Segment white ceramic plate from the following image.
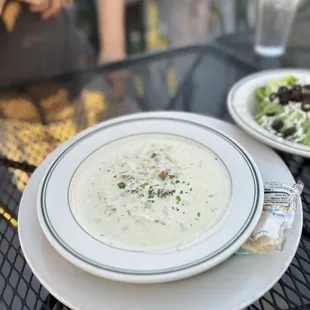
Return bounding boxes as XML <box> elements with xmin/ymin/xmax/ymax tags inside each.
<box><xmin>36</xmin><ymin>116</ymin><xmax>263</xmax><ymax>283</ymax></box>
<box><xmin>228</xmin><ymin>69</ymin><xmax>310</xmax><ymax>158</ymax></box>
<box><xmin>18</xmin><ymin>112</ymin><xmax>302</xmax><ymax>310</ymax></box>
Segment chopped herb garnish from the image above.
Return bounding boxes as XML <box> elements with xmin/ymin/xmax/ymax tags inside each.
<box><xmin>160</xmin><ymin>191</ymin><xmax>168</xmax><ymax>198</ymax></box>
<box><xmin>160</xmin><ymin>190</ymin><xmax>175</xmax><ymax>198</ymax></box>
<box><xmin>176</xmin><ymin>180</ymin><xmax>180</xmax><ymax>184</ymax></box>
<box><xmin>176</xmin><ymin>195</ymin><xmax>181</xmax><ymax>203</ymax></box>
<box><xmin>180</xmin><ymin>190</ymin><xmax>183</xmax><ymax>194</ymax></box>
<box><xmin>140</xmin><ymin>182</ymin><xmax>149</xmax><ymax>188</ymax></box>
<box><xmin>148</xmin><ymin>189</ymin><xmax>155</xmax><ymax>198</ymax></box>
<box><xmin>155</xmin><ymin>219</ymin><xmax>166</xmax><ymax>226</ymax></box>
<box><xmin>197</xmin><ymin>212</ymin><xmax>201</xmax><ymax>217</ymax></box>
<box><xmin>118</xmin><ymin>182</ymin><xmax>126</xmax><ymax>189</ymax></box>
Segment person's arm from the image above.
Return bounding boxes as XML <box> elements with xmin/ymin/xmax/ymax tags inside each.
<box><xmin>0</xmin><ymin>0</ymin><xmax>6</xmax><ymax>14</ymax></box>
<box><xmin>96</xmin><ymin>0</ymin><xmax>126</xmax><ymax>64</ymax></box>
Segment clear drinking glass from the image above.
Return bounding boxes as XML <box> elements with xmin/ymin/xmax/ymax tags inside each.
<box><xmin>254</xmin><ymin>0</ymin><xmax>300</xmax><ymax>57</ymax></box>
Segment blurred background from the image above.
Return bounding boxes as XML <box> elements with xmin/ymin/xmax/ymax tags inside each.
<box><xmin>75</xmin><ymin>0</ymin><xmax>256</xmax><ymax>54</ymax></box>
<box><xmin>73</xmin><ymin>0</ymin><xmax>310</xmax><ymax>56</ymax></box>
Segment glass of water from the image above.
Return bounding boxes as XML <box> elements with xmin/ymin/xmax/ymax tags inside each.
<box><xmin>254</xmin><ymin>0</ymin><xmax>300</xmax><ymax>57</ymax></box>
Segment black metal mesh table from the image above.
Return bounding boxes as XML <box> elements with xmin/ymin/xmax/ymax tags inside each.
<box><xmin>1</xmin><ymin>41</ymin><xmax>310</xmax><ymax>310</ymax></box>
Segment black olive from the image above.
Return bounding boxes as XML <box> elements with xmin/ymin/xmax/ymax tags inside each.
<box><xmin>271</xmin><ymin>119</ymin><xmax>284</xmax><ymax>132</ymax></box>
<box><xmin>278</xmin><ymin>92</ymin><xmax>290</xmax><ymax>105</ymax></box>
<box><xmin>303</xmin><ymin>92</ymin><xmax>310</xmax><ymax>101</ymax></box>
<box><xmin>302</xmin><ymin>101</ymin><xmax>310</xmax><ymax>112</ymax></box>
<box><xmin>291</xmin><ymin>93</ymin><xmax>302</xmax><ymax>102</ymax></box>
<box><xmin>302</xmin><ymin>85</ymin><xmax>310</xmax><ymax>100</ymax></box>
<box><xmin>292</xmin><ymin>85</ymin><xmax>302</xmax><ymax>92</ymax></box>
<box><xmin>282</xmin><ymin>127</ymin><xmax>297</xmax><ymax>138</ymax></box>
<box><xmin>290</xmin><ymin>85</ymin><xmax>302</xmax><ymax>102</ymax></box>
<box><xmin>302</xmin><ymin>85</ymin><xmax>310</xmax><ymax>93</ymax></box>
<box><xmin>278</xmin><ymin>86</ymin><xmax>289</xmax><ymax>94</ymax></box>
<box><xmin>269</xmin><ymin>93</ymin><xmax>278</xmax><ymax>102</ymax></box>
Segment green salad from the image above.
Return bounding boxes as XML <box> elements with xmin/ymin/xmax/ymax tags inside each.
<box><xmin>255</xmin><ymin>75</ymin><xmax>310</xmax><ymax>146</ymax></box>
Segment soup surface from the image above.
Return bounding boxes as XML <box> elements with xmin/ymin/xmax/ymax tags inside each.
<box><xmin>69</xmin><ymin>134</ymin><xmax>232</xmax><ymax>251</ymax></box>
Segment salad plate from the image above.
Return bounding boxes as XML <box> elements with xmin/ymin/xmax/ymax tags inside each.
<box><xmin>228</xmin><ymin>69</ymin><xmax>310</xmax><ymax>157</ymax></box>
<box><xmin>18</xmin><ymin>112</ymin><xmax>302</xmax><ymax>310</ymax></box>
<box><xmin>36</xmin><ymin>114</ymin><xmax>263</xmax><ymax>283</ymax></box>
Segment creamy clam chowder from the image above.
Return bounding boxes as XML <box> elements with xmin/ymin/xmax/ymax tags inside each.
<box><xmin>69</xmin><ymin>134</ymin><xmax>232</xmax><ymax>251</ymax></box>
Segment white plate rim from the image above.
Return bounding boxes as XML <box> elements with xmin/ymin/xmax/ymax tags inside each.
<box><xmin>227</xmin><ymin>68</ymin><xmax>310</xmax><ymax>158</ymax></box>
<box><xmin>18</xmin><ymin>112</ymin><xmax>303</xmax><ymax>310</ymax></box>
<box><xmin>36</xmin><ymin>115</ymin><xmax>264</xmax><ymax>283</ymax></box>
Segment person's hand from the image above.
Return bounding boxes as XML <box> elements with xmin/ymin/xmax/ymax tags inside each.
<box><xmin>98</xmin><ymin>49</ymin><xmax>125</xmax><ymax>65</ymax></box>
<box><xmin>105</xmin><ymin>70</ymin><xmax>128</xmax><ymax>98</ymax></box>
<box><xmin>98</xmin><ymin>51</ymin><xmax>128</xmax><ymax>98</ymax></box>
<box><xmin>20</xmin><ymin>0</ymin><xmax>72</xmax><ymax>20</ymax></box>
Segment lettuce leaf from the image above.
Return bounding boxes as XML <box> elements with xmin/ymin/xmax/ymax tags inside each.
<box><xmin>300</xmin><ymin>117</ymin><xmax>310</xmax><ymax>146</ymax></box>
<box><xmin>281</xmin><ymin>75</ymin><xmax>298</xmax><ymax>87</ymax></box>
<box><xmin>256</xmin><ymin>86</ymin><xmax>267</xmax><ymax>100</ymax></box>
<box><xmin>302</xmin><ymin>117</ymin><xmax>310</xmax><ymax>132</ymax></box>
<box><xmin>255</xmin><ymin>101</ymin><xmax>284</xmax><ymax>121</ymax></box>
<box><xmin>300</xmin><ymin>132</ymin><xmax>310</xmax><ymax>146</ymax></box>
